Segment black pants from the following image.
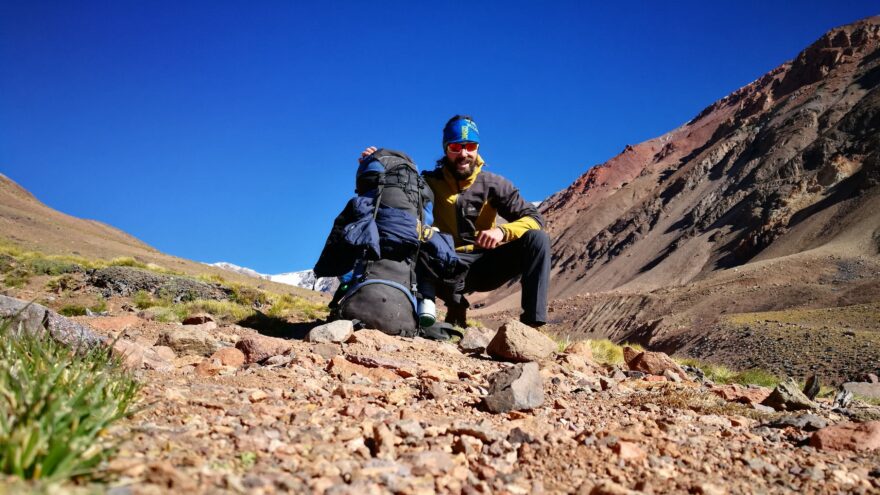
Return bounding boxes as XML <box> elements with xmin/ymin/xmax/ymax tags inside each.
<box><xmin>433</xmin><ymin>229</ymin><xmax>550</xmax><ymax>326</ymax></box>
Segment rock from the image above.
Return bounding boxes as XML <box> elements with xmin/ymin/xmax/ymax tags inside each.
<box><xmin>306</xmin><ymin>320</ymin><xmax>354</xmax><ymax>344</ymax></box>
<box><xmin>346</xmin><ymin>354</ymin><xmax>417</xmax><ymax>377</ymax></box>
<box><xmin>156</xmin><ymin>325</ymin><xmax>220</xmax><ymax>357</ymax></box>
<box><xmin>810</xmin><ymin>421</ymin><xmax>880</xmax><ymax>452</ymax></box>
<box><xmin>768</xmin><ymin>414</ymin><xmax>829</xmax><ymax>431</ymax></box>
<box><xmin>710</xmin><ymin>384</ymin><xmax>772</xmax><ymax>405</ymax></box>
<box><xmin>235</xmin><ymin>335</ymin><xmax>294</xmax><ymax>364</ymax></box>
<box><xmin>566</xmin><ymin>340</ymin><xmax>594</xmax><ymax>362</ymax></box>
<box><xmin>459</xmin><ymin>326</ymin><xmax>495</xmax><ymax>353</ymax></box>
<box><xmin>152</xmin><ymin>345</ymin><xmax>177</xmax><ymax>361</ymax></box>
<box><xmin>623</xmin><ymin>346</ymin><xmax>688</xmax><ymax>380</ymax></box>
<box><xmin>311</xmin><ymin>343</ymin><xmax>342</xmax><ymax>360</ymax></box>
<box><xmin>86</xmin><ymin>315</ymin><xmax>142</xmax><ymax>332</ymax></box>
<box><xmin>327</xmin><ymin>356</ymin><xmax>401</xmax><ymax>382</ymax></box>
<box><xmin>182</xmin><ymin>313</ymin><xmax>214</xmax><ymax>325</ymax></box>
<box><xmin>373</xmin><ymin>423</ymin><xmax>397</xmax><ymax>460</ymax></box>
<box><xmin>842</xmin><ymin>381</ymin><xmax>880</xmax><ymax>399</ymax></box>
<box><xmin>585</xmin><ymin>480</ymin><xmax>641</xmax><ymax>495</ymax></box>
<box><xmin>195</xmin><ymin>358</ymin><xmax>223</xmax><ymax>377</ymax></box>
<box><xmin>486</xmin><ymin>320</ymin><xmax>556</xmax><ymax>362</ymax></box>
<box><xmin>402</xmin><ymin>450</ymin><xmax>455</xmax><ymax>476</ymax></box>
<box><xmin>761</xmin><ymin>379</ymin><xmax>817</xmax><ymax>411</ymax></box>
<box><xmin>484</xmin><ymin>362</ymin><xmax>544</xmax><ymax>413</ymax></box>
<box><xmin>210</xmin><ymin>347</ymin><xmax>245</xmax><ymax>367</ymax></box>
<box><xmin>0</xmin><ymin>295</ymin><xmax>104</xmax><ymax>347</ymax></box>
<box><xmin>612</xmin><ymin>441</ymin><xmax>646</xmax><ymax>462</ymax></box>
<box><xmin>802</xmin><ymin>374</ymin><xmax>821</xmax><ymax>400</ymax></box>
<box><xmin>113</xmin><ymin>339</ymin><xmax>173</xmax><ymax>372</ymax></box>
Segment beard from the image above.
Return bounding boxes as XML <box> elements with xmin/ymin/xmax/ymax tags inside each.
<box><xmin>447</xmin><ymin>155</ymin><xmax>477</xmax><ymax>180</ymax></box>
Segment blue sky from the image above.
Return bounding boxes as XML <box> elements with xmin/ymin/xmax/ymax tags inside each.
<box><xmin>1</xmin><ymin>1</ymin><xmax>877</xmax><ymax>274</ymax></box>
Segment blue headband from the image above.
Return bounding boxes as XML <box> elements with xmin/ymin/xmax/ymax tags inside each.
<box><xmin>443</xmin><ymin>118</ymin><xmax>480</xmax><ymax>147</ymax></box>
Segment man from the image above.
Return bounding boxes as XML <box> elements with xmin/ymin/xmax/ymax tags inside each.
<box><xmin>360</xmin><ymin>115</ymin><xmax>550</xmax><ymax>327</ymax></box>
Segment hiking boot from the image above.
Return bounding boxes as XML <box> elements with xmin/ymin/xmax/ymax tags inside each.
<box><xmin>444</xmin><ymin>303</ymin><xmax>468</xmax><ymax>327</ymax></box>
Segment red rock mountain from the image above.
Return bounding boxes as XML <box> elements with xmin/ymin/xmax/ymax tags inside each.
<box><xmin>476</xmin><ymin>17</ymin><xmax>880</xmax><ymax>381</ymax></box>
<box><xmin>539</xmin><ymin>16</ymin><xmax>880</xmax><ymax>298</ymax></box>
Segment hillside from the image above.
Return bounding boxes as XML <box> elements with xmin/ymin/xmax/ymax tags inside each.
<box><xmin>0</xmin><ymin>173</ymin><xmax>325</xmax><ymax>302</ymax></box>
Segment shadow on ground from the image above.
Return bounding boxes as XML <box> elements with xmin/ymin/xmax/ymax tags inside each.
<box><xmin>237</xmin><ymin>312</ymin><xmax>324</xmax><ymax>340</ymax></box>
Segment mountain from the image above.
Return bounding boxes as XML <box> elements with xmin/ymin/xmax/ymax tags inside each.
<box><xmin>474</xmin><ymin>17</ymin><xmax>880</xmax><ymax>381</ymax></box>
<box><xmin>208</xmin><ymin>262</ymin><xmax>339</xmax><ymax>293</ymax></box>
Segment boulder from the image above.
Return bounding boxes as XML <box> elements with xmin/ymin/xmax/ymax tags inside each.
<box><xmin>156</xmin><ymin>325</ymin><xmax>220</xmax><ymax>357</ymax></box>
<box><xmin>306</xmin><ymin>320</ymin><xmax>354</xmax><ymax>344</ymax></box>
<box><xmin>841</xmin><ymin>381</ymin><xmax>880</xmax><ymax>399</ymax></box>
<box><xmin>761</xmin><ymin>379</ymin><xmax>817</xmax><ymax>411</ymax></box>
<box><xmin>235</xmin><ymin>335</ymin><xmax>294</xmax><ymax>364</ymax></box>
<box><xmin>0</xmin><ymin>295</ymin><xmax>103</xmax><ymax>347</ymax></box>
<box><xmin>710</xmin><ymin>384</ymin><xmax>772</xmax><ymax>405</ymax></box>
<box><xmin>484</xmin><ymin>362</ymin><xmax>544</xmax><ymax>413</ymax></box>
<box><xmin>623</xmin><ymin>346</ymin><xmax>688</xmax><ymax>380</ymax></box>
<box><xmin>182</xmin><ymin>313</ymin><xmax>214</xmax><ymax>325</ymax></box>
<box><xmin>458</xmin><ymin>326</ymin><xmax>495</xmax><ymax>354</ymax></box>
<box><xmin>810</xmin><ymin>421</ymin><xmax>880</xmax><ymax>452</ymax></box>
<box><xmin>210</xmin><ymin>347</ymin><xmax>246</xmax><ymax>367</ymax></box>
<box><xmin>486</xmin><ymin>320</ymin><xmax>556</xmax><ymax>362</ymax></box>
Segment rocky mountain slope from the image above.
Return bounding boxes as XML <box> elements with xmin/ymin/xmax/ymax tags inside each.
<box><xmin>475</xmin><ymin>17</ymin><xmax>880</xmax><ymax>380</ymax></box>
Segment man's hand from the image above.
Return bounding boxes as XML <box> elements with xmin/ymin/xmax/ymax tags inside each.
<box><xmin>475</xmin><ymin>227</ymin><xmax>505</xmax><ymax>250</ymax></box>
<box><xmin>359</xmin><ymin>146</ymin><xmax>378</xmax><ymax>162</ymax></box>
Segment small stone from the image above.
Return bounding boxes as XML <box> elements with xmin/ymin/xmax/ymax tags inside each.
<box><xmin>373</xmin><ymin>423</ymin><xmax>397</xmax><ymax>460</ymax></box>
<box><xmin>155</xmin><ymin>325</ymin><xmax>220</xmax><ymax>357</ymax></box>
<box><xmin>612</xmin><ymin>441</ymin><xmax>646</xmax><ymax>462</ymax></box>
<box><xmin>586</xmin><ymin>480</ymin><xmax>641</xmax><ymax>495</ymax></box>
<box><xmin>195</xmin><ymin>358</ymin><xmax>223</xmax><ymax>377</ymax></box>
<box><xmin>152</xmin><ymin>345</ymin><xmax>177</xmax><ymax>361</ymax></box>
<box><xmin>210</xmin><ymin>347</ymin><xmax>245</xmax><ymax>367</ymax></box>
<box><xmin>249</xmin><ymin>390</ymin><xmax>269</xmax><ymax>403</ymax></box>
<box><xmin>484</xmin><ymin>362</ymin><xmax>544</xmax><ymax>413</ymax></box>
<box><xmin>802</xmin><ymin>374</ymin><xmax>821</xmax><ymax>400</ymax></box>
<box><xmin>312</xmin><ymin>343</ymin><xmax>342</xmax><ymax>360</ymax></box>
<box><xmin>623</xmin><ymin>346</ymin><xmax>688</xmax><ymax>380</ymax></box>
<box><xmin>306</xmin><ymin>320</ymin><xmax>354</xmax><ymax>344</ymax></box>
<box><xmin>459</xmin><ymin>326</ymin><xmax>496</xmax><ymax>353</ymax></box>
<box><xmin>402</xmin><ymin>450</ymin><xmax>455</xmax><ymax>476</ymax></box>
<box><xmin>761</xmin><ymin>379</ymin><xmax>817</xmax><ymax>411</ymax></box>
<box><xmin>235</xmin><ymin>335</ymin><xmax>294</xmax><ymax>364</ymax></box>
<box><xmin>768</xmin><ymin>414</ymin><xmax>829</xmax><ymax>431</ymax></box>
<box><xmin>810</xmin><ymin>421</ymin><xmax>880</xmax><ymax>452</ymax></box>
<box><xmin>486</xmin><ymin>319</ymin><xmax>557</xmax><ymax>362</ymax></box>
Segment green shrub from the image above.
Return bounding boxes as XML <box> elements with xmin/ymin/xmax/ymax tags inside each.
<box><xmin>0</xmin><ymin>316</ymin><xmax>141</xmax><ymax>481</ymax></box>
<box><xmin>132</xmin><ymin>290</ymin><xmax>155</xmax><ymax>310</ymax></box>
<box><xmin>3</xmin><ymin>267</ymin><xmax>31</xmax><ymax>288</ymax></box>
<box><xmin>58</xmin><ymin>305</ymin><xmax>88</xmax><ymax>317</ymax></box>
<box><xmin>26</xmin><ymin>258</ymin><xmax>80</xmax><ymax>276</ymax></box>
<box><xmin>588</xmin><ymin>339</ymin><xmax>643</xmax><ymax>365</ymax></box>
<box><xmin>230</xmin><ymin>284</ymin><xmax>269</xmax><ymax>308</ymax></box>
<box><xmin>45</xmin><ymin>274</ymin><xmax>80</xmax><ymax>294</ymax></box>
<box><xmin>677</xmin><ymin>358</ymin><xmax>779</xmax><ymax>387</ymax></box>
<box><xmin>108</xmin><ymin>257</ymin><xmax>147</xmax><ymax>269</ymax></box>
<box><xmin>183</xmin><ymin>300</ymin><xmax>254</xmax><ymax>322</ymax></box>
<box><xmin>265</xmin><ymin>293</ymin><xmax>327</xmax><ymax>320</ymax></box>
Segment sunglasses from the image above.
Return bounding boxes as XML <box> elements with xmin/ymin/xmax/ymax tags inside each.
<box><xmin>447</xmin><ymin>142</ymin><xmax>478</xmax><ymax>153</ymax></box>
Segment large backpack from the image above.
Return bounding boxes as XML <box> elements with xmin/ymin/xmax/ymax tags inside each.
<box><xmin>314</xmin><ymin>149</ymin><xmax>435</xmax><ymax>335</ymax></box>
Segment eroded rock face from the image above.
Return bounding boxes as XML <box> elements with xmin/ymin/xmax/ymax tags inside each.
<box><xmin>484</xmin><ymin>362</ymin><xmax>544</xmax><ymax>413</ymax></box>
<box><xmin>810</xmin><ymin>421</ymin><xmax>880</xmax><ymax>452</ymax></box>
<box><xmin>90</xmin><ymin>266</ymin><xmax>229</xmax><ymax>302</ymax></box>
<box><xmin>0</xmin><ymin>294</ymin><xmax>103</xmax><ymax>347</ymax></box>
<box><xmin>486</xmin><ymin>320</ymin><xmax>556</xmax><ymax>363</ymax></box>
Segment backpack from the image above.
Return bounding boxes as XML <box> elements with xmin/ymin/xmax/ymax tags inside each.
<box><xmin>314</xmin><ymin>149</ymin><xmax>435</xmax><ymax>335</ymax></box>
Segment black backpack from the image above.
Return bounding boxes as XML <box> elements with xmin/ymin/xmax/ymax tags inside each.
<box><xmin>314</xmin><ymin>149</ymin><xmax>434</xmax><ymax>335</ymax></box>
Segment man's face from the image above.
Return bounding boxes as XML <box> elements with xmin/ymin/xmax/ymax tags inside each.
<box><xmin>445</xmin><ymin>142</ymin><xmax>479</xmax><ymax>180</ymax></box>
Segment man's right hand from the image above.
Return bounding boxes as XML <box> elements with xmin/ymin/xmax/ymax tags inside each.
<box><xmin>359</xmin><ymin>146</ymin><xmax>378</xmax><ymax>162</ymax></box>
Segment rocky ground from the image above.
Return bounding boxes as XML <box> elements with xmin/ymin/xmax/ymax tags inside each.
<box><xmin>44</xmin><ymin>308</ymin><xmax>879</xmax><ymax>494</ymax></box>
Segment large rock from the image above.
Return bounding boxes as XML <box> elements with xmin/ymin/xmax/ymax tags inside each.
<box><xmin>156</xmin><ymin>325</ymin><xmax>220</xmax><ymax>357</ymax></box>
<box><xmin>89</xmin><ymin>266</ymin><xmax>229</xmax><ymax>302</ymax></box>
<box><xmin>459</xmin><ymin>326</ymin><xmax>496</xmax><ymax>354</ymax></box>
<box><xmin>761</xmin><ymin>379</ymin><xmax>817</xmax><ymax>411</ymax></box>
<box><xmin>842</xmin><ymin>381</ymin><xmax>880</xmax><ymax>399</ymax></box>
<box><xmin>235</xmin><ymin>335</ymin><xmax>294</xmax><ymax>364</ymax></box>
<box><xmin>306</xmin><ymin>320</ymin><xmax>353</xmax><ymax>344</ymax></box>
<box><xmin>0</xmin><ymin>295</ymin><xmax>103</xmax><ymax>347</ymax></box>
<box><xmin>623</xmin><ymin>346</ymin><xmax>688</xmax><ymax>380</ymax></box>
<box><xmin>484</xmin><ymin>362</ymin><xmax>544</xmax><ymax>413</ymax></box>
<box><xmin>810</xmin><ymin>421</ymin><xmax>880</xmax><ymax>452</ymax></box>
<box><xmin>486</xmin><ymin>320</ymin><xmax>556</xmax><ymax>362</ymax></box>
<box><xmin>710</xmin><ymin>384</ymin><xmax>772</xmax><ymax>405</ymax></box>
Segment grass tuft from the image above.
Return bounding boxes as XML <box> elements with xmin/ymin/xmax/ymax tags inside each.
<box><xmin>0</xmin><ymin>316</ymin><xmax>141</xmax><ymax>481</ymax></box>
<box><xmin>588</xmin><ymin>339</ymin><xmax>643</xmax><ymax>365</ymax></box>
<box><xmin>677</xmin><ymin>358</ymin><xmax>780</xmax><ymax>387</ymax></box>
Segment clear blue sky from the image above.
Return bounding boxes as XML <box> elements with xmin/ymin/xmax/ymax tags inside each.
<box><xmin>1</xmin><ymin>1</ymin><xmax>877</xmax><ymax>274</ymax></box>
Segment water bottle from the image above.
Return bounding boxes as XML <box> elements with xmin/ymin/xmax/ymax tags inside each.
<box><xmin>418</xmin><ymin>298</ymin><xmax>436</xmax><ymax>328</ymax></box>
